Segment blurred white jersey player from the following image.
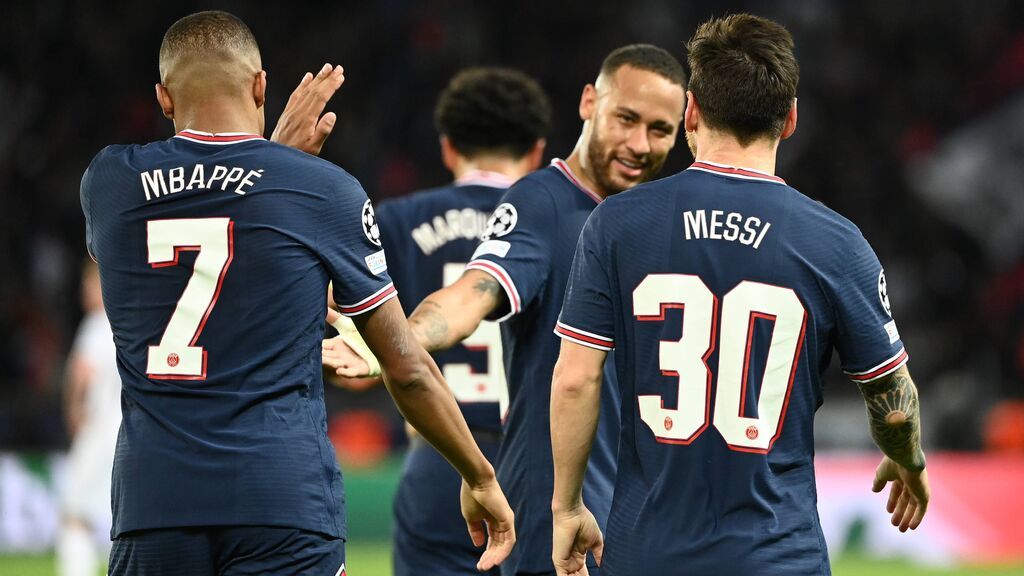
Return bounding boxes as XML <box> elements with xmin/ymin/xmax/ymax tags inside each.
<box><xmin>58</xmin><ymin>260</ymin><xmax>121</xmax><ymax>576</ymax></box>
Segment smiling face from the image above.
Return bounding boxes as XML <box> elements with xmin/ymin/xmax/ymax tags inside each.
<box><xmin>579</xmin><ymin>65</ymin><xmax>685</xmax><ymax>195</ymax></box>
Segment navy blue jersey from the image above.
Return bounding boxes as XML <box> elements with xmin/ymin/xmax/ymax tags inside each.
<box><xmin>556</xmin><ymin>161</ymin><xmax>909</xmax><ymax>575</ymax></box>
<box><xmin>375</xmin><ymin>171</ymin><xmax>513</xmax><ymax>433</ymax></box>
<box><xmin>81</xmin><ymin>129</ymin><xmax>397</xmax><ymax>539</ymax></box>
<box><xmin>467</xmin><ymin>159</ymin><xmax>620</xmax><ymax>575</ymax></box>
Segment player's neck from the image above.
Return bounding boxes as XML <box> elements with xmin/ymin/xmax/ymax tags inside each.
<box><xmin>452</xmin><ymin>155</ymin><xmax>531</xmax><ymax>181</ymax></box>
<box><xmin>693</xmin><ymin>133</ymin><xmax>779</xmax><ymax>175</ymax></box>
<box><xmin>564</xmin><ymin>146</ymin><xmax>610</xmax><ymax>200</ymax></box>
<box><xmin>172</xmin><ymin>99</ymin><xmax>262</xmax><ymax>136</ymax></box>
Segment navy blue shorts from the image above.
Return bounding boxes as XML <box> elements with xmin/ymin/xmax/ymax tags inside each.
<box><xmin>108</xmin><ymin>525</ymin><xmax>345</xmax><ymax>576</ymax></box>
<box><xmin>393</xmin><ymin>432</ymin><xmax>501</xmax><ymax>576</ymax></box>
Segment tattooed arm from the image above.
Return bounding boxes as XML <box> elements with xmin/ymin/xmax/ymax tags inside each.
<box><xmin>408</xmin><ymin>269</ymin><xmax>507</xmax><ymax>353</ymax></box>
<box><xmin>856</xmin><ymin>365</ymin><xmax>931</xmax><ymax>532</ymax></box>
<box><xmin>857</xmin><ymin>365</ymin><xmax>926</xmax><ymax>471</ymax></box>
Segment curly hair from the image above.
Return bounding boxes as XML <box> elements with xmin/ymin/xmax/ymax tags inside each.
<box><xmin>434</xmin><ymin>67</ymin><xmax>552</xmax><ymax>158</ymax></box>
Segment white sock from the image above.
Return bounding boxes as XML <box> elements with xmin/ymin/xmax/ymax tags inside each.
<box><xmin>57</xmin><ymin>522</ymin><xmax>98</xmax><ymax>576</ymax></box>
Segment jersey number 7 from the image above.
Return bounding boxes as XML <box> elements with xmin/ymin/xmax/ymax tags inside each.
<box><xmin>634</xmin><ymin>274</ymin><xmax>807</xmax><ymax>453</ymax></box>
<box><xmin>146</xmin><ymin>218</ymin><xmax>234</xmax><ymax>380</ymax></box>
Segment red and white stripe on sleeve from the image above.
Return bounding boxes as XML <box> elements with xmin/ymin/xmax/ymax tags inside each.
<box><xmin>844</xmin><ymin>348</ymin><xmax>909</xmax><ymax>383</ymax></box>
<box><xmin>554</xmin><ymin>321</ymin><xmax>614</xmax><ymax>351</ymax></box>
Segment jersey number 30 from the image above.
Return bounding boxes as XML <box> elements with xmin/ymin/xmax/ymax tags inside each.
<box><xmin>634</xmin><ymin>274</ymin><xmax>807</xmax><ymax>452</ymax></box>
<box><xmin>146</xmin><ymin>218</ymin><xmax>234</xmax><ymax>380</ymax></box>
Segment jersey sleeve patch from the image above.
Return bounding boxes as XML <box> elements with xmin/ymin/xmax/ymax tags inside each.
<box><xmin>554</xmin><ymin>321</ymin><xmax>614</xmax><ymax>351</ymax></box>
<box><xmin>336</xmin><ymin>282</ymin><xmax>398</xmax><ymax>316</ymax></box>
<box><xmin>843</xmin><ymin>348</ymin><xmax>909</xmax><ymax>383</ymax></box>
<box><xmin>465</xmin><ymin>259</ymin><xmax>521</xmax><ymax>321</ymax></box>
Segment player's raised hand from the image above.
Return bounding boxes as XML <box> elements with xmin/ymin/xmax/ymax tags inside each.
<box><xmin>270</xmin><ymin>63</ymin><xmax>345</xmax><ymax>156</ymax></box>
<box><xmin>552</xmin><ymin>505</ymin><xmax>603</xmax><ymax>576</ymax></box>
<box><xmin>460</xmin><ymin>478</ymin><xmax>516</xmax><ymax>571</ymax></box>
<box><xmin>872</xmin><ymin>455</ymin><xmax>930</xmax><ymax>532</ymax></box>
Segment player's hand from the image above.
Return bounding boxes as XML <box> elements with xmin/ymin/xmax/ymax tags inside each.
<box><xmin>872</xmin><ymin>455</ymin><xmax>930</xmax><ymax>532</ymax></box>
<box><xmin>552</xmin><ymin>505</ymin><xmax>603</xmax><ymax>576</ymax></box>
<box><xmin>322</xmin><ymin>336</ymin><xmax>378</xmax><ymax>380</ymax></box>
<box><xmin>270</xmin><ymin>63</ymin><xmax>345</xmax><ymax>156</ymax></box>
<box><xmin>460</xmin><ymin>478</ymin><xmax>516</xmax><ymax>571</ymax></box>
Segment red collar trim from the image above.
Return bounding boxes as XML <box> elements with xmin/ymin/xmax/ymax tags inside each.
<box><xmin>687</xmin><ymin>161</ymin><xmax>786</xmax><ymax>185</ymax></box>
<box><xmin>455</xmin><ymin>169</ymin><xmax>517</xmax><ymax>189</ymax></box>
<box><xmin>174</xmin><ymin>129</ymin><xmax>265</xmax><ymax>144</ymax></box>
<box><xmin>551</xmin><ymin>159</ymin><xmax>603</xmax><ymax>204</ymax></box>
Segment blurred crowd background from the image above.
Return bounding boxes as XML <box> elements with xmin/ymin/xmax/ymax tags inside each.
<box><xmin>1</xmin><ymin>0</ymin><xmax>1023</xmax><ymax>465</ymax></box>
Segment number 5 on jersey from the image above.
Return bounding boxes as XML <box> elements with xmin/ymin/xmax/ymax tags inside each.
<box><xmin>634</xmin><ymin>274</ymin><xmax>806</xmax><ymax>452</ymax></box>
<box><xmin>146</xmin><ymin>218</ymin><xmax>234</xmax><ymax>380</ymax></box>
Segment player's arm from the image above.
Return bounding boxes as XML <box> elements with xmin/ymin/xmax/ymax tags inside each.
<box><xmin>550</xmin><ymin>339</ymin><xmax>606</xmax><ymax>574</ymax></box>
<box><xmin>408</xmin><ymin>268</ymin><xmax>506</xmax><ymax>353</ymax></box>
<box><xmin>856</xmin><ymin>365</ymin><xmax>930</xmax><ymax>532</ymax></box>
<box><xmin>350</xmin><ymin>297</ymin><xmax>514</xmax><ymax>570</ymax></box>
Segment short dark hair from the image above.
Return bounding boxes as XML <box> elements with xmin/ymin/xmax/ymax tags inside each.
<box><xmin>159</xmin><ymin>11</ymin><xmax>260</xmax><ymax>80</ymax></box>
<box><xmin>600</xmin><ymin>44</ymin><xmax>687</xmax><ymax>87</ymax></box>
<box><xmin>686</xmin><ymin>13</ymin><xmax>799</xmax><ymax>144</ymax></box>
<box><xmin>434</xmin><ymin>67</ymin><xmax>552</xmax><ymax>158</ymax></box>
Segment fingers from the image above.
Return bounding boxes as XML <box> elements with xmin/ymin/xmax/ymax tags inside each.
<box><xmin>886</xmin><ymin>481</ymin><xmax>903</xmax><ymax>514</ymax></box>
<box><xmin>466</xmin><ymin>519</ymin><xmax>486</xmax><ymax>548</ymax></box>
<box><xmin>908</xmin><ymin>498</ymin><xmax>927</xmax><ymax>530</ymax></box>
<box><xmin>311</xmin><ymin>111</ymin><xmax>337</xmax><ymax>151</ymax></box>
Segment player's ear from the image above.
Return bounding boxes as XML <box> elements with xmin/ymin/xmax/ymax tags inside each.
<box><xmin>525</xmin><ymin>138</ymin><xmax>546</xmax><ymax>171</ymax></box>
<box><xmin>684</xmin><ymin>91</ymin><xmax>699</xmax><ymax>133</ymax></box>
<box><xmin>253</xmin><ymin>70</ymin><xmax>267</xmax><ymax>110</ymax></box>
<box><xmin>155</xmin><ymin>83</ymin><xmax>174</xmax><ymax>120</ymax></box>
<box><xmin>579</xmin><ymin>84</ymin><xmax>597</xmax><ymax>121</ymax></box>
<box><xmin>440</xmin><ymin>136</ymin><xmax>460</xmax><ymax>174</ymax></box>
<box><xmin>780</xmin><ymin>98</ymin><xmax>798</xmax><ymax>140</ymax></box>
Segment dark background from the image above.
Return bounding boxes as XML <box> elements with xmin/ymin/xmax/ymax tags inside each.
<box><xmin>1</xmin><ymin>0</ymin><xmax>1022</xmax><ymax>453</ymax></box>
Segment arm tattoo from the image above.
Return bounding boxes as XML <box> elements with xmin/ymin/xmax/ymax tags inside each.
<box><xmin>409</xmin><ymin>300</ymin><xmax>450</xmax><ymax>353</ymax></box>
<box><xmin>472</xmin><ymin>275</ymin><xmax>502</xmax><ymax>301</ymax></box>
<box><xmin>858</xmin><ymin>367</ymin><xmax>926</xmax><ymax>471</ymax></box>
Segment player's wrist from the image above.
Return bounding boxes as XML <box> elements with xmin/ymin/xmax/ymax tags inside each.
<box><xmin>462</xmin><ymin>462</ymin><xmax>497</xmax><ymax>491</ymax></box>
<box><xmin>551</xmin><ymin>497</ymin><xmax>585</xmax><ymax>517</ymax></box>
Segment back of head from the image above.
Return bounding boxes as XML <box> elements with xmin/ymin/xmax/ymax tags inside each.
<box><xmin>159</xmin><ymin>11</ymin><xmax>261</xmax><ymax>95</ymax></box>
<box><xmin>686</xmin><ymin>14</ymin><xmax>799</xmax><ymax>145</ymax></box>
<box><xmin>433</xmin><ymin>67</ymin><xmax>552</xmax><ymax>159</ymax></box>
<box><xmin>599</xmin><ymin>44</ymin><xmax>687</xmax><ymax>88</ymax></box>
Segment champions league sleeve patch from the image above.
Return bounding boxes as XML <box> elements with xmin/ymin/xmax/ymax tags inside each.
<box><xmin>481</xmin><ymin>203</ymin><xmax>517</xmax><ymax>241</ymax></box>
<box><xmin>878</xmin><ymin>269</ymin><xmax>891</xmax><ymax>317</ymax></box>
<box><xmin>362</xmin><ymin>199</ymin><xmax>381</xmax><ymax>246</ymax></box>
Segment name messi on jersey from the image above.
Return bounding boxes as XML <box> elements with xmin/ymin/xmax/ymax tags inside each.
<box><xmin>683</xmin><ymin>209</ymin><xmax>772</xmax><ymax>249</ymax></box>
<box><xmin>140</xmin><ymin>164</ymin><xmax>264</xmax><ymax>201</ymax></box>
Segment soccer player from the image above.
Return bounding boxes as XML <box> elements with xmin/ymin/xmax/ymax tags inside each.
<box><xmin>549</xmin><ymin>14</ymin><xmax>930</xmax><ymax>576</ymax></box>
<box><xmin>326</xmin><ymin>66</ymin><xmax>551</xmax><ymax>576</ymax></box>
<box><xmin>80</xmin><ymin>11</ymin><xmax>514</xmax><ymax>575</ymax></box>
<box><xmin>326</xmin><ymin>45</ymin><xmax>686</xmax><ymax>576</ymax></box>
<box><xmin>58</xmin><ymin>260</ymin><xmax>120</xmax><ymax>576</ymax></box>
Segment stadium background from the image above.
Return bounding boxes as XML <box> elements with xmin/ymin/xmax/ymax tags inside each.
<box><xmin>1</xmin><ymin>0</ymin><xmax>1023</xmax><ymax>574</ymax></box>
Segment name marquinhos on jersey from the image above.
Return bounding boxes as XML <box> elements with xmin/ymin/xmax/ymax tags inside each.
<box><xmin>141</xmin><ymin>164</ymin><xmax>264</xmax><ymax>201</ymax></box>
<box><xmin>411</xmin><ymin>208</ymin><xmax>491</xmax><ymax>255</ymax></box>
<box><xmin>683</xmin><ymin>209</ymin><xmax>772</xmax><ymax>249</ymax></box>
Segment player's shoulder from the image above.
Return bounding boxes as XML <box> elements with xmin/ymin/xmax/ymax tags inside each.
<box><xmin>505</xmin><ymin>165</ymin><xmax>562</xmax><ymax>200</ymax></box>
<box><xmin>377</xmin><ymin>183</ymin><xmax>457</xmax><ymax>215</ymax></box>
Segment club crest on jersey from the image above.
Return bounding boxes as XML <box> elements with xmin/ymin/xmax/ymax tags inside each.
<box><xmin>362</xmin><ymin>199</ymin><xmax>381</xmax><ymax>246</ymax></box>
<box><xmin>481</xmin><ymin>203</ymin><xmax>517</xmax><ymax>240</ymax></box>
<box><xmin>878</xmin><ymin>269</ymin><xmax>891</xmax><ymax>317</ymax></box>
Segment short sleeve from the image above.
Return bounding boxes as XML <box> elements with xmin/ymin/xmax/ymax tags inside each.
<box><xmin>554</xmin><ymin>206</ymin><xmax>615</xmax><ymax>351</ymax></box>
<box><xmin>832</xmin><ymin>234</ymin><xmax>908</xmax><ymax>383</ymax></box>
<box><xmin>320</xmin><ymin>174</ymin><xmax>397</xmax><ymax>316</ymax></box>
<box><xmin>465</xmin><ymin>179</ymin><xmax>556</xmax><ymax>321</ymax></box>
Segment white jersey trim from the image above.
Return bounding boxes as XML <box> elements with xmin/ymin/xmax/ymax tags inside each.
<box><xmin>466</xmin><ymin>259</ymin><xmax>521</xmax><ymax>322</ymax></box>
